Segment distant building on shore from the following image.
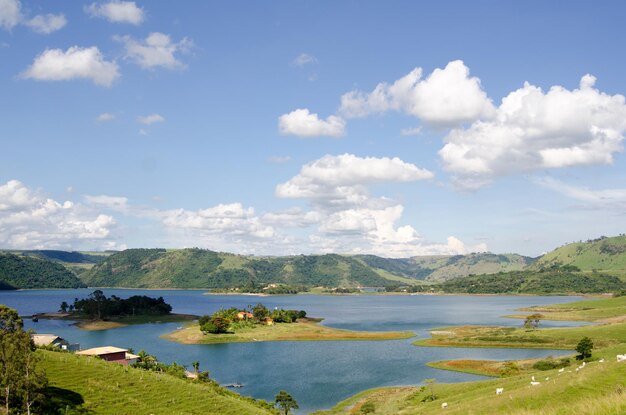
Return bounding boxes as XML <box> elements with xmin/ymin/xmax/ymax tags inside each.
<box><xmin>31</xmin><ymin>334</ymin><xmax>79</xmax><ymax>352</ymax></box>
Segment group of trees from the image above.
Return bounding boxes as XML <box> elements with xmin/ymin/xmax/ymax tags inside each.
<box><xmin>199</xmin><ymin>304</ymin><xmax>307</xmax><ymax>335</ymax></box>
<box><xmin>0</xmin><ymin>305</ymin><xmax>47</xmax><ymax>414</ymax></box>
<box><xmin>65</xmin><ymin>290</ymin><xmax>172</xmax><ymax>320</ymax></box>
<box><xmin>0</xmin><ymin>253</ymin><xmax>85</xmax><ymax>290</ymax></box>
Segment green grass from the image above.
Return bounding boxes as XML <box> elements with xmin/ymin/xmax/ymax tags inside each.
<box><xmin>533</xmin><ymin>235</ymin><xmax>626</xmax><ymax>272</ymax></box>
<box><xmin>514</xmin><ymin>295</ymin><xmax>626</xmax><ymax>322</ymax></box>
<box><xmin>38</xmin><ymin>350</ymin><xmax>276</xmax><ymax>415</ymax></box>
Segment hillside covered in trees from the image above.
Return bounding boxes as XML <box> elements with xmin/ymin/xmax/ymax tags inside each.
<box><xmin>0</xmin><ymin>253</ymin><xmax>86</xmax><ymax>289</ymax></box>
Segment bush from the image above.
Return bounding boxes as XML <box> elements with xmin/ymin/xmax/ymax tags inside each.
<box><xmin>532</xmin><ymin>357</ymin><xmax>571</xmax><ymax>371</ymax></box>
<box><xmin>360</xmin><ymin>401</ymin><xmax>375</xmax><ymax>414</ymax></box>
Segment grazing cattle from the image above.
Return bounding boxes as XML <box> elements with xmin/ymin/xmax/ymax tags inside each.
<box><xmin>530</xmin><ymin>381</ymin><xmax>541</xmax><ymax>386</ymax></box>
<box><xmin>545</xmin><ymin>377</ymin><xmax>549</xmax><ymax>381</ymax></box>
<box><xmin>441</xmin><ymin>402</ymin><xmax>448</xmax><ymax>409</ymax></box>
<box><xmin>599</xmin><ymin>358</ymin><xmax>605</xmax><ymax>363</ymax></box>
<box><xmin>616</xmin><ymin>354</ymin><xmax>626</xmax><ymax>362</ymax></box>
<box><xmin>558</xmin><ymin>368</ymin><xmax>565</xmax><ymax>373</ymax></box>
<box><xmin>496</xmin><ymin>388</ymin><xmax>504</xmax><ymax>395</ymax></box>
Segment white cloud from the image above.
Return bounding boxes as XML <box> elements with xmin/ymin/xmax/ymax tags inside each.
<box><xmin>96</xmin><ymin>112</ymin><xmax>115</xmax><ymax>122</ymax></box>
<box><xmin>339</xmin><ymin>60</ymin><xmax>495</xmax><ymax>126</ymax></box>
<box><xmin>400</xmin><ymin>127</ymin><xmax>422</xmax><ymax>136</ymax></box>
<box><xmin>267</xmin><ymin>155</ymin><xmax>291</xmax><ymax>164</ymax></box>
<box><xmin>0</xmin><ymin>180</ymin><xmax>117</xmax><ymax>249</ymax></box>
<box><xmin>161</xmin><ymin>203</ymin><xmax>274</xmax><ymax>239</ymax></box>
<box><xmin>137</xmin><ymin>113</ymin><xmax>164</xmax><ymax>125</ymax></box>
<box><xmin>115</xmin><ymin>32</ymin><xmax>192</xmax><ymax>70</ymax></box>
<box><xmin>85</xmin><ymin>1</ymin><xmax>144</xmax><ymax>25</ymax></box>
<box><xmin>0</xmin><ymin>0</ymin><xmax>21</xmax><ymax>30</ymax></box>
<box><xmin>534</xmin><ymin>177</ymin><xmax>626</xmax><ymax>211</ymax></box>
<box><xmin>276</xmin><ymin>153</ymin><xmax>433</xmax><ymax>204</ymax></box>
<box><xmin>84</xmin><ymin>195</ymin><xmax>129</xmax><ymax>210</ymax></box>
<box><xmin>440</xmin><ymin>75</ymin><xmax>626</xmax><ymax>188</ymax></box>
<box><xmin>278</xmin><ymin>108</ymin><xmax>345</xmax><ymax>138</ymax></box>
<box><xmin>21</xmin><ymin>46</ymin><xmax>120</xmax><ymax>87</ymax></box>
<box><xmin>25</xmin><ymin>13</ymin><xmax>66</xmax><ymax>34</ymax></box>
<box><xmin>291</xmin><ymin>53</ymin><xmax>317</xmax><ymax>67</ymax></box>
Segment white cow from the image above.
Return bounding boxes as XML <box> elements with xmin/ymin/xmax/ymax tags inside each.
<box><xmin>558</xmin><ymin>368</ymin><xmax>565</xmax><ymax>373</ymax></box>
<box><xmin>496</xmin><ymin>388</ymin><xmax>504</xmax><ymax>395</ymax></box>
<box><xmin>599</xmin><ymin>358</ymin><xmax>605</xmax><ymax>363</ymax></box>
<box><xmin>441</xmin><ymin>402</ymin><xmax>448</xmax><ymax>409</ymax></box>
<box><xmin>616</xmin><ymin>354</ymin><xmax>626</xmax><ymax>362</ymax></box>
<box><xmin>530</xmin><ymin>381</ymin><xmax>541</xmax><ymax>386</ymax></box>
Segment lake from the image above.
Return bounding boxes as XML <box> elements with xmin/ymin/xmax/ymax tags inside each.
<box><xmin>0</xmin><ymin>289</ymin><xmax>588</xmax><ymax>413</ymax></box>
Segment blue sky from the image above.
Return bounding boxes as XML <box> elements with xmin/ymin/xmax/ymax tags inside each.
<box><xmin>1</xmin><ymin>0</ymin><xmax>626</xmax><ymax>257</ymax></box>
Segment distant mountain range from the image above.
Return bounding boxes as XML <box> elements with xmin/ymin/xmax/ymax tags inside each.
<box><xmin>0</xmin><ymin>235</ymin><xmax>625</xmax><ymax>292</ymax></box>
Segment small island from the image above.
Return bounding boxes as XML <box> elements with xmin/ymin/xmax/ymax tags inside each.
<box><xmin>163</xmin><ymin>303</ymin><xmax>415</xmax><ymax>344</ymax></box>
<box><xmin>34</xmin><ymin>290</ymin><xmax>196</xmax><ymax>330</ymax></box>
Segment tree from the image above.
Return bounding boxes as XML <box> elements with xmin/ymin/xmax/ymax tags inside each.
<box><xmin>274</xmin><ymin>390</ymin><xmax>298</xmax><ymax>415</ymax></box>
<box><xmin>523</xmin><ymin>313</ymin><xmax>543</xmax><ymax>330</ymax></box>
<box><xmin>59</xmin><ymin>301</ymin><xmax>69</xmax><ymax>313</ymax></box>
<box><xmin>421</xmin><ymin>378</ymin><xmax>437</xmax><ymax>402</ymax></box>
<box><xmin>192</xmin><ymin>361</ymin><xmax>200</xmax><ymax>374</ymax></box>
<box><xmin>576</xmin><ymin>336</ymin><xmax>593</xmax><ymax>360</ymax></box>
<box><xmin>0</xmin><ymin>305</ymin><xmax>47</xmax><ymax>414</ymax></box>
<box><xmin>253</xmin><ymin>303</ymin><xmax>269</xmax><ymax>321</ymax></box>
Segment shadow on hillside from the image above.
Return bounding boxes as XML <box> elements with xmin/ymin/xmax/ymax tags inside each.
<box><xmin>39</xmin><ymin>386</ymin><xmax>94</xmax><ymax>414</ymax></box>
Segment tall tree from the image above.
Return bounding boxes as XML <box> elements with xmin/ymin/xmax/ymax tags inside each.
<box><xmin>274</xmin><ymin>390</ymin><xmax>298</xmax><ymax>415</ymax></box>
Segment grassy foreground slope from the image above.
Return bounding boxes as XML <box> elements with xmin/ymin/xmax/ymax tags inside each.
<box><xmin>39</xmin><ymin>350</ymin><xmax>275</xmax><ymax>415</ymax></box>
<box><xmin>0</xmin><ymin>252</ymin><xmax>86</xmax><ymax>289</ymax></box>
<box><xmin>532</xmin><ymin>235</ymin><xmax>626</xmax><ymax>274</ymax></box>
<box><xmin>316</xmin><ymin>296</ymin><xmax>626</xmax><ymax>415</ymax></box>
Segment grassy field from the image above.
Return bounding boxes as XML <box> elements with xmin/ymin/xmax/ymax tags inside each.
<box><xmin>315</xmin><ymin>296</ymin><xmax>626</xmax><ymax>415</ymax></box>
<box><xmin>163</xmin><ymin>319</ymin><xmax>415</xmax><ymax>344</ymax></box>
<box><xmin>38</xmin><ymin>350</ymin><xmax>276</xmax><ymax>415</ymax></box>
<box><xmin>511</xmin><ymin>295</ymin><xmax>626</xmax><ymax>322</ymax></box>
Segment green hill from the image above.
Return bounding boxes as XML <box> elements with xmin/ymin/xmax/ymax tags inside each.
<box><xmin>533</xmin><ymin>235</ymin><xmax>626</xmax><ymax>274</ymax></box>
<box><xmin>0</xmin><ymin>253</ymin><xmax>86</xmax><ymax>289</ymax></box>
<box><xmin>81</xmin><ymin>248</ymin><xmax>398</xmax><ymax>289</ymax></box>
<box><xmin>357</xmin><ymin>253</ymin><xmax>533</xmax><ymax>282</ymax></box>
<box><xmin>39</xmin><ymin>350</ymin><xmax>275</xmax><ymax>415</ymax></box>
<box><xmin>439</xmin><ymin>268</ymin><xmax>625</xmax><ymax>294</ymax></box>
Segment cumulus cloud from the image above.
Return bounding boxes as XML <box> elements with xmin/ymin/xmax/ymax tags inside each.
<box><xmin>25</xmin><ymin>13</ymin><xmax>66</xmax><ymax>34</ymax></box>
<box><xmin>85</xmin><ymin>1</ymin><xmax>144</xmax><ymax>25</ymax></box>
<box><xmin>161</xmin><ymin>203</ymin><xmax>274</xmax><ymax>239</ymax></box>
<box><xmin>137</xmin><ymin>113</ymin><xmax>164</xmax><ymax>125</ymax></box>
<box><xmin>276</xmin><ymin>153</ymin><xmax>433</xmax><ymax>205</ymax></box>
<box><xmin>339</xmin><ymin>60</ymin><xmax>495</xmax><ymax>126</ymax></box>
<box><xmin>1</xmin><ymin>0</ymin><xmax>66</xmax><ymax>34</ymax></box>
<box><xmin>291</xmin><ymin>53</ymin><xmax>317</xmax><ymax>67</ymax></box>
<box><xmin>440</xmin><ymin>75</ymin><xmax>626</xmax><ymax>189</ymax></box>
<box><xmin>273</xmin><ymin>154</ymin><xmax>476</xmax><ymax>257</ymax></box>
<box><xmin>21</xmin><ymin>46</ymin><xmax>120</xmax><ymax>87</ymax></box>
<box><xmin>96</xmin><ymin>112</ymin><xmax>115</xmax><ymax>122</ymax></box>
<box><xmin>0</xmin><ymin>180</ymin><xmax>117</xmax><ymax>249</ymax></box>
<box><xmin>278</xmin><ymin>109</ymin><xmax>345</xmax><ymax>138</ymax></box>
<box><xmin>115</xmin><ymin>32</ymin><xmax>192</xmax><ymax>70</ymax></box>
<box><xmin>0</xmin><ymin>0</ymin><xmax>21</xmax><ymax>30</ymax></box>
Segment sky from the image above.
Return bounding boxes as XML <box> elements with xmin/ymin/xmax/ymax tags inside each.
<box><xmin>1</xmin><ymin>0</ymin><xmax>626</xmax><ymax>258</ymax></box>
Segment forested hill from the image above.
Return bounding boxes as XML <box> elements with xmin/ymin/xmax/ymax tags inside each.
<box><xmin>0</xmin><ymin>253</ymin><xmax>86</xmax><ymax>289</ymax></box>
<box><xmin>81</xmin><ymin>248</ymin><xmax>399</xmax><ymax>289</ymax></box>
<box><xmin>532</xmin><ymin>235</ymin><xmax>626</xmax><ymax>273</ymax></box>
<box><xmin>357</xmin><ymin>252</ymin><xmax>534</xmax><ymax>282</ymax></box>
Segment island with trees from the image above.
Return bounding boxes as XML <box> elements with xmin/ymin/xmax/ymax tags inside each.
<box><xmin>163</xmin><ymin>302</ymin><xmax>415</xmax><ymax>344</ymax></box>
<box><xmin>33</xmin><ymin>290</ymin><xmax>196</xmax><ymax>330</ymax></box>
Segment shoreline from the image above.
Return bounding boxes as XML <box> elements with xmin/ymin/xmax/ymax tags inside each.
<box><xmin>31</xmin><ymin>312</ymin><xmax>198</xmax><ymax>331</ymax></box>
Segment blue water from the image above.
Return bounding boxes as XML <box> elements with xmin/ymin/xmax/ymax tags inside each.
<box><xmin>0</xmin><ymin>289</ymin><xmax>589</xmax><ymax>413</ymax></box>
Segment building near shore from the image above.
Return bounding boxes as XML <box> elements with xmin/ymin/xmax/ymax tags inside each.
<box><xmin>76</xmin><ymin>346</ymin><xmax>139</xmax><ymax>365</ymax></box>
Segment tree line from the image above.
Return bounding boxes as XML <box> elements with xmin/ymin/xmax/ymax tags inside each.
<box><xmin>199</xmin><ymin>303</ymin><xmax>307</xmax><ymax>334</ymax></box>
<box><xmin>61</xmin><ymin>290</ymin><xmax>172</xmax><ymax>320</ymax></box>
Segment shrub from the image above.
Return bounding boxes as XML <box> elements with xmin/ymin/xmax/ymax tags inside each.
<box><xmin>360</xmin><ymin>401</ymin><xmax>375</xmax><ymax>414</ymax></box>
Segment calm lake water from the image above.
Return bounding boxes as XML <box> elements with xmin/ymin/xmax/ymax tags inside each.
<box><xmin>0</xmin><ymin>289</ymin><xmax>588</xmax><ymax>413</ymax></box>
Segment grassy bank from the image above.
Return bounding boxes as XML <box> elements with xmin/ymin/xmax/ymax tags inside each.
<box><xmin>163</xmin><ymin>319</ymin><xmax>414</xmax><ymax>344</ymax></box>
<box><xmin>316</xmin><ymin>296</ymin><xmax>626</xmax><ymax>415</ymax></box>
<box><xmin>36</xmin><ymin>312</ymin><xmax>198</xmax><ymax>331</ymax></box>
<box><xmin>38</xmin><ymin>350</ymin><xmax>275</xmax><ymax>415</ymax></box>
<box><xmin>510</xmin><ymin>295</ymin><xmax>626</xmax><ymax>322</ymax></box>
